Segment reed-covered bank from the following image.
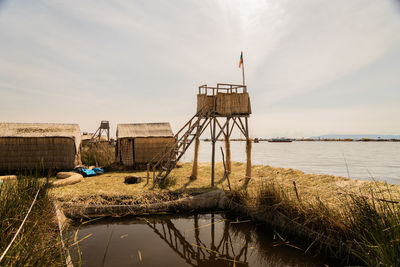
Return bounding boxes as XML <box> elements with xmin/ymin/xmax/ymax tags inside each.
<box><xmin>52</xmin><ymin>162</ymin><xmax>400</xmax><ymax>265</ymax></box>
<box><xmin>230</xmin><ymin>179</ymin><xmax>400</xmax><ymax>266</ymax></box>
<box><xmin>0</xmin><ymin>178</ymin><xmax>66</xmax><ymax>266</ymax></box>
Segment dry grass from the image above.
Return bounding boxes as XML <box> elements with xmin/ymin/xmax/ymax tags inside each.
<box><xmin>51</xmin><ymin>162</ymin><xmax>400</xmax><ymax>214</ymax></box>
<box><xmin>50</xmin><ymin>162</ymin><xmax>400</xmax><ymax>265</ymax></box>
<box><xmin>81</xmin><ymin>143</ymin><xmax>115</xmax><ymax>167</ymax></box>
<box><xmin>0</xmin><ymin>178</ymin><xmax>66</xmax><ymax>266</ymax></box>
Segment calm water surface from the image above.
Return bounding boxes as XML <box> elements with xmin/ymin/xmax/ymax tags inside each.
<box><xmin>70</xmin><ymin>213</ymin><xmax>333</xmax><ymax>267</ymax></box>
<box><xmin>181</xmin><ymin>141</ymin><xmax>400</xmax><ymax>184</ymax></box>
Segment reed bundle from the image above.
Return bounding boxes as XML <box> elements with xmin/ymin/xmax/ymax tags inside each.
<box><xmin>190</xmin><ymin>137</ymin><xmax>200</xmax><ymax>180</ymax></box>
<box><xmin>245</xmin><ymin>138</ymin><xmax>252</xmax><ymax>180</ymax></box>
<box><xmin>225</xmin><ymin>138</ymin><xmax>231</xmax><ymax>172</ymax></box>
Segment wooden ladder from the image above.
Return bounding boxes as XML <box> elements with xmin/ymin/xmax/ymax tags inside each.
<box><xmin>147</xmin><ymin>109</ymin><xmax>211</xmax><ymax>183</ymax></box>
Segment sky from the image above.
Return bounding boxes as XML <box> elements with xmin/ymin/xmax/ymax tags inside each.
<box><xmin>0</xmin><ymin>0</ymin><xmax>399</xmax><ymax>138</ymax></box>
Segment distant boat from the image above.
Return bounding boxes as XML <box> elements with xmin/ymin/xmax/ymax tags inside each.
<box><xmin>268</xmin><ymin>138</ymin><xmax>292</xmax><ymax>143</ymax></box>
<box><xmin>253</xmin><ymin>138</ymin><xmax>260</xmax><ymax>143</ymax></box>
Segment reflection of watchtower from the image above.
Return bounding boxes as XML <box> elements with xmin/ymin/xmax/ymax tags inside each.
<box><xmin>144</xmin><ymin>214</ymin><xmax>251</xmax><ymax>266</ymax></box>
<box><xmin>89</xmin><ymin>120</ymin><xmax>110</xmax><ymax>143</ymax></box>
<box><xmin>148</xmin><ymin>83</ymin><xmax>252</xmax><ymax>186</ymax></box>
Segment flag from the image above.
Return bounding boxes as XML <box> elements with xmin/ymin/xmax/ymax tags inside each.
<box><xmin>239</xmin><ymin>51</ymin><xmax>243</xmax><ymax>68</ymax></box>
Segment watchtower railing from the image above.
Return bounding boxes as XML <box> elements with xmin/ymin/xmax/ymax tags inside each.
<box><xmin>198</xmin><ymin>83</ymin><xmax>247</xmax><ymax>95</ymax></box>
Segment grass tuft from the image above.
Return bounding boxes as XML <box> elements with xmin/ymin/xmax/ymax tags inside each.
<box><xmin>0</xmin><ymin>178</ymin><xmax>65</xmax><ymax>266</ymax></box>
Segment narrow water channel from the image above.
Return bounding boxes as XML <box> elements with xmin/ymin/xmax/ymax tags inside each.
<box><xmin>69</xmin><ymin>213</ymin><xmax>332</xmax><ymax>266</ymax></box>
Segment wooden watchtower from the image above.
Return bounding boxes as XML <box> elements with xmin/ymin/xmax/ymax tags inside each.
<box><xmin>89</xmin><ymin>120</ymin><xmax>110</xmax><ymax>144</ymax></box>
<box><xmin>195</xmin><ymin>83</ymin><xmax>252</xmax><ymax>185</ymax></box>
<box><xmin>148</xmin><ymin>83</ymin><xmax>252</xmax><ymax>186</ymax></box>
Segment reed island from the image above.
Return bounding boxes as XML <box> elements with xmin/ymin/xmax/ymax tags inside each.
<box><xmin>1</xmin><ymin>83</ymin><xmax>400</xmax><ymax>266</ymax></box>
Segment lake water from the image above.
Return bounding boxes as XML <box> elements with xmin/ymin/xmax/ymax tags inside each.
<box><xmin>180</xmin><ymin>141</ymin><xmax>400</xmax><ymax>185</ymax></box>
<box><xmin>69</xmin><ymin>213</ymin><xmax>334</xmax><ymax>267</ymax></box>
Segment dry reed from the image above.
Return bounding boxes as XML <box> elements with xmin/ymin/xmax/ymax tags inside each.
<box><xmin>0</xmin><ymin>178</ymin><xmax>66</xmax><ymax>266</ymax></box>
<box><xmin>81</xmin><ymin>143</ymin><xmax>115</xmax><ymax>167</ymax></box>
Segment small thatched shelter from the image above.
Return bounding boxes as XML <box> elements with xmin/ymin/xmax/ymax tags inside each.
<box><xmin>81</xmin><ymin>133</ymin><xmax>109</xmax><ymax>146</ymax></box>
<box><xmin>116</xmin><ymin>123</ymin><xmax>174</xmax><ymax>166</ymax></box>
<box><xmin>0</xmin><ymin>123</ymin><xmax>82</xmax><ymax>172</ymax></box>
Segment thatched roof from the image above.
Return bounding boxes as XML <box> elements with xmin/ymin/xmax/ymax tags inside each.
<box><xmin>81</xmin><ymin>133</ymin><xmax>108</xmax><ymax>142</ymax></box>
<box><xmin>117</xmin><ymin>123</ymin><xmax>174</xmax><ymax>139</ymax></box>
<box><xmin>0</xmin><ymin>123</ymin><xmax>81</xmax><ymax>151</ymax></box>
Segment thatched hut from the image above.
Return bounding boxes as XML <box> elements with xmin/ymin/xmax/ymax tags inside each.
<box><xmin>116</xmin><ymin>123</ymin><xmax>174</xmax><ymax>166</ymax></box>
<box><xmin>81</xmin><ymin>133</ymin><xmax>109</xmax><ymax>146</ymax></box>
<box><xmin>0</xmin><ymin>123</ymin><xmax>82</xmax><ymax>172</ymax></box>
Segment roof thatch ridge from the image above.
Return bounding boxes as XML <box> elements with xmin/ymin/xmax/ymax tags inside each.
<box><xmin>117</xmin><ymin>122</ymin><xmax>173</xmax><ymax>138</ymax></box>
<box><xmin>0</xmin><ymin>122</ymin><xmax>81</xmax><ymax>151</ymax></box>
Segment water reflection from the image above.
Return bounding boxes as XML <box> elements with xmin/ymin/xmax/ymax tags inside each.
<box><xmin>145</xmin><ymin>214</ymin><xmax>251</xmax><ymax>267</ymax></box>
<box><xmin>70</xmin><ymin>213</ymin><xmax>330</xmax><ymax>267</ymax></box>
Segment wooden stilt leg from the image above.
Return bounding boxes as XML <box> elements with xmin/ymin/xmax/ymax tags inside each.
<box><xmin>190</xmin><ymin>137</ymin><xmax>200</xmax><ymax>180</ymax></box>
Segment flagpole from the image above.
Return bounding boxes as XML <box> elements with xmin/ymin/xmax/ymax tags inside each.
<box><xmin>241</xmin><ymin>52</ymin><xmax>245</xmax><ymax>86</ymax></box>
<box><xmin>242</xmin><ymin>58</ymin><xmax>245</xmax><ymax>86</ymax></box>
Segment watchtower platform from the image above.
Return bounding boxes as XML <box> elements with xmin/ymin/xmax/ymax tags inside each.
<box><xmin>197</xmin><ymin>84</ymin><xmax>251</xmax><ymax>117</ymax></box>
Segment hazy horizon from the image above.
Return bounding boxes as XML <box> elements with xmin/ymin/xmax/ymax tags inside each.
<box><xmin>1</xmin><ymin>0</ymin><xmax>400</xmax><ymax>138</ymax></box>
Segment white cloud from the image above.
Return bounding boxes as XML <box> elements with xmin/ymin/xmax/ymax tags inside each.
<box><xmin>0</xmin><ymin>0</ymin><xmax>399</xmax><ymax>137</ymax></box>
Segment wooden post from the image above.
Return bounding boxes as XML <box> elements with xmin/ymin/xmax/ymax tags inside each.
<box><xmin>211</xmin><ymin>95</ymin><xmax>217</xmax><ymax>187</ymax></box>
<box><xmin>293</xmin><ymin>181</ymin><xmax>300</xmax><ymax>202</ymax></box>
<box><xmin>146</xmin><ymin>164</ymin><xmax>150</xmax><ymax>185</ymax></box>
<box><xmin>190</xmin><ymin>137</ymin><xmax>200</xmax><ymax>180</ymax></box>
<box><xmin>225</xmin><ymin>118</ymin><xmax>231</xmax><ymax>173</ymax></box>
<box><xmin>220</xmin><ymin>146</ymin><xmax>231</xmax><ymax>191</ymax></box>
<box><xmin>244</xmin><ymin>117</ymin><xmax>251</xmax><ymax>184</ymax></box>
<box><xmin>245</xmin><ymin>138</ymin><xmax>252</xmax><ymax>182</ymax></box>
<box><xmin>211</xmin><ymin>117</ymin><xmax>216</xmax><ymax>187</ymax></box>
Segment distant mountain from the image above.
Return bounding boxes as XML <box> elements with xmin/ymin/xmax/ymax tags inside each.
<box><xmin>311</xmin><ymin>134</ymin><xmax>400</xmax><ymax>140</ymax></box>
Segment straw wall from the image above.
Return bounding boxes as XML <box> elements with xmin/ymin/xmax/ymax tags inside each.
<box><xmin>134</xmin><ymin>137</ymin><xmax>175</xmax><ymax>164</ymax></box>
<box><xmin>0</xmin><ymin>137</ymin><xmax>77</xmax><ymax>171</ymax></box>
<box><xmin>216</xmin><ymin>92</ymin><xmax>251</xmax><ymax>116</ymax></box>
<box><xmin>119</xmin><ymin>138</ymin><xmax>134</xmax><ymax>166</ymax></box>
<box><xmin>197</xmin><ymin>94</ymin><xmax>215</xmax><ymax>115</ymax></box>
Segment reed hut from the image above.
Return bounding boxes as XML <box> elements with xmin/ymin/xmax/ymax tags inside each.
<box><xmin>116</xmin><ymin>123</ymin><xmax>174</xmax><ymax>166</ymax></box>
<box><xmin>0</xmin><ymin>123</ymin><xmax>82</xmax><ymax>172</ymax></box>
<box><xmin>81</xmin><ymin>133</ymin><xmax>109</xmax><ymax>146</ymax></box>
